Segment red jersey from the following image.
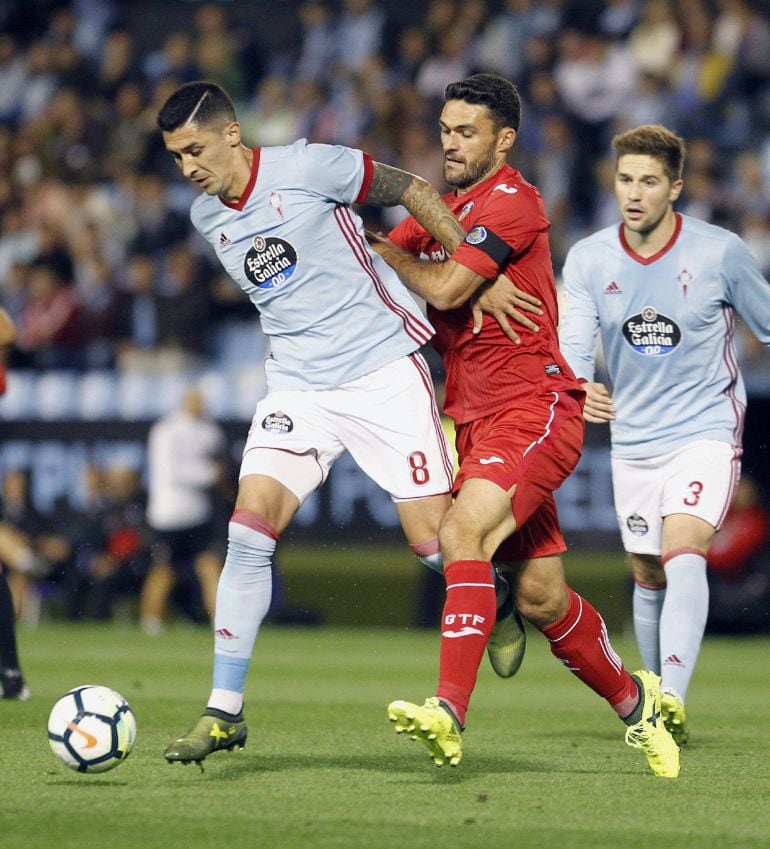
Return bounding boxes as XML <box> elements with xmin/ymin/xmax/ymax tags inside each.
<box><xmin>389</xmin><ymin>163</ymin><xmax>581</xmax><ymax>424</ymax></box>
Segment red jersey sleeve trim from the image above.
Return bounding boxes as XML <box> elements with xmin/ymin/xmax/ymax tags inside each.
<box><xmin>220</xmin><ymin>148</ymin><xmax>261</xmax><ymax>211</ymax></box>
<box><xmin>355</xmin><ymin>153</ymin><xmax>374</xmax><ymax>204</ymax></box>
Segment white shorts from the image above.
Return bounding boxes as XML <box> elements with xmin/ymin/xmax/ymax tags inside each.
<box><xmin>611</xmin><ymin>440</ymin><xmax>741</xmax><ymax>555</ymax></box>
<box><xmin>239</xmin><ymin>353</ymin><xmax>454</xmax><ymax>503</ymax></box>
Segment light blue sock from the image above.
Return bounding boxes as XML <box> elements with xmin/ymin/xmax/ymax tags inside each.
<box><xmin>419</xmin><ymin>551</ymin><xmax>444</xmax><ymax>574</ymax></box>
<box><xmin>633</xmin><ymin>582</ymin><xmax>666</xmax><ymax>674</ymax></box>
<box><xmin>207</xmin><ymin>517</ymin><xmax>275</xmax><ymax>713</ymax></box>
<box><xmin>660</xmin><ymin>551</ymin><xmax>709</xmax><ymax>702</ymax></box>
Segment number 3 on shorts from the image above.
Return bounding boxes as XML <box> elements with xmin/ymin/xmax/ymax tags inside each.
<box><xmin>683</xmin><ymin>480</ymin><xmax>703</xmax><ymax>506</ymax></box>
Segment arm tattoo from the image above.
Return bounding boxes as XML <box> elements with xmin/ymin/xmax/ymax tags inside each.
<box><xmin>367</xmin><ymin>162</ymin><xmax>465</xmax><ymax>252</ymax></box>
<box><xmin>367</xmin><ymin>162</ymin><xmax>414</xmax><ymax>206</ymax></box>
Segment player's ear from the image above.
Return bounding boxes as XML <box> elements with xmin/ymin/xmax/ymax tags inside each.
<box><xmin>670</xmin><ymin>178</ymin><xmax>684</xmax><ymax>203</ymax></box>
<box><xmin>223</xmin><ymin>121</ymin><xmax>242</xmax><ymax>148</ymax></box>
<box><xmin>498</xmin><ymin>127</ymin><xmax>516</xmax><ymax>154</ymax></box>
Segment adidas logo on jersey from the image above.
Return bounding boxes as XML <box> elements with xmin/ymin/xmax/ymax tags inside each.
<box><xmin>219</xmin><ymin>232</ymin><xmax>231</xmax><ymax>249</ymax></box>
<box><xmin>604</xmin><ymin>281</ymin><xmax>622</xmax><ymax>295</ymax></box>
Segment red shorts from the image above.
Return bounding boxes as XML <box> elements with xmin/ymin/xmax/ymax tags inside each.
<box><xmin>453</xmin><ymin>389</ymin><xmax>585</xmax><ymax>562</ymax></box>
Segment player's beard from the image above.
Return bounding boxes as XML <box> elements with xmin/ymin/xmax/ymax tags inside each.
<box><xmin>444</xmin><ymin>148</ymin><xmax>498</xmax><ymax>190</ymax></box>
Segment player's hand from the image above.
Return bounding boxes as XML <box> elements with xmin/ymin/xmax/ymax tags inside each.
<box><xmin>365</xmin><ymin>229</ymin><xmax>389</xmax><ymax>252</ymax></box>
<box><xmin>471</xmin><ymin>274</ymin><xmax>542</xmax><ymax>344</ymax></box>
<box><xmin>582</xmin><ymin>381</ymin><xmax>615</xmax><ymax>423</ymax></box>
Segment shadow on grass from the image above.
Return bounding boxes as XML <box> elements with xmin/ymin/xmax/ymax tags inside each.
<box><xmin>161</xmin><ymin>750</ymin><xmax>585</xmax><ymax>783</ymax></box>
<box><xmin>44</xmin><ymin>778</ymin><xmax>131</xmax><ymax>787</ymax></box>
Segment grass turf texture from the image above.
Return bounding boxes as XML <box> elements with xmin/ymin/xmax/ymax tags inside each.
<box><xmin>1</xmin><ymin>623</ymin><xmax>768</xmax><ymax>849</ymax></box>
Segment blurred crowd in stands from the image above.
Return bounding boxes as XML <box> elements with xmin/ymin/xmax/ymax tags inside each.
<box><xmin>0</xmin><ymin>0</ymin><xmax>769</xmax><ymax>380</ymax></box>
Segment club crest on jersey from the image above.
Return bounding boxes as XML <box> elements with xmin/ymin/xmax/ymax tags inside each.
<box><xmin>626</xmin><ymin>513</ymin><xmax>649</xmax><ymax>536</ymax></box>
<box><xmin>261</xmin><ymin>411</ymin><xmax>293</xmax><ymax>433</ymax></box>
<box><xmin>466</xmin><ymin>226</ymin><xmax>487</xmax><ymax>245</ymax></box>
<box><xmin>622</xmin><ymin>306</ymin><xmax>681</xmax><ymax>356</ymax></box>
<box><xmin>458</xmin><ymin>201</ymin><xmax>474</xmax><ymax>221</ymax></box>
<box><xmin>677</xmin><ymin>268</ymin><xmax>693</xmax><ymax>297</ymax></box>
<box><xmin>244</xmin><ymin>236</ymin><xmax>298</xmax><ymax>290</ymax></box>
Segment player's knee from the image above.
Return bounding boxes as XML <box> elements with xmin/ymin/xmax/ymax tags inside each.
<box><xmin>437</xmin><ymin>517</ymin><xmax>473</xmax><ymax>560</ymax></box>
<box><xmin>628</xmin><ymin>553</ymin><xmax>665</xmax><ymax>585</ymax></box>
<box><xmin>225</xmin><ymin>512</ymin><xmax>277</xmax><ymax>573</ymax></box>
<box><xmin>514</xmin><ymin>578</ymin><xmax>567</xmax><ymax>628</ymax></box>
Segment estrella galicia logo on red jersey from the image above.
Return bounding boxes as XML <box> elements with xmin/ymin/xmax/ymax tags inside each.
<box><xmin>244</xmin><ymin>236</ymin><xmax>297</xmax><ymax>290</ymax></box>
<box><xmin>261</xmin><ymin>410</ymin><xmax>293</xmax><ymax>433</ymax></box>
<box><xmin>622</xmin><ymin>306</ymin><xmax>681</xmax><ymax>356</ymax></box>
<box><xmin>626</xmin><ymin>514</ymin><xmax>649</xmax><ymax>536</ymax></box>
<box><xmin>465</xmin><ymin>226</ymin><xmax>487</xmax><ymax>245</ymax></box>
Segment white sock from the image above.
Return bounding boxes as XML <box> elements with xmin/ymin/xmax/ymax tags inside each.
<box><xmin>632</xmin><ymin>582</ymin><xmax>666</xmax><ymax>674</ymax></box>
<box><xmin>660</xmin><ymin>550</ymin><xmax>709</xmax><ymax>703</ymax></box>
<box><xmin>413</xmin><ymin>538</ymin><xmax>443</xmax><ymax>575</ymax></box>
<box><xmin>207</xmin><ymin>516</ymin><xmax>275</xmax><ymax>715</ymax></box>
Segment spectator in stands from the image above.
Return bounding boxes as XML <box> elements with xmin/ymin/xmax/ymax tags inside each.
<box><xmin>156</xmin><ymin>241</ymin><xmax>214</xmax><ymax>366</ymax></box>
<box><xmin>0</xmin><ymin>0</ymin><xmax>767</xmax><ymax>402</ymax></box>
<box><xmin>293</xmin><ymin>0</ymin><xmax>337</xmax><ymax>83</ymax></box>
<box><xmin>143</xmin><ymin>30</ymin><xmax>201</xmax><ymax>86</ymax></box>
<box><xmin>107</xmin><ymin>250</ymin><xmax>163</xmax><ymax>370</ymax></box>
<box><xmin>332</xmin><ymin>0</ymin><xmax>388</xmax><ymax>75</ymax></box>
<box><xmin>126</xmin><ymin>171</ymin><xmax>190</xmax><ymax>257</ymax></box>
<box><xmin>627</xmin><ymin>0</ymin><xmax>681</xmax><ymax>80</ymax></box>
<box><xmin>15</xmin><ymin>259</ymin><xmax>85</xmax><ymax>369</ymax></box>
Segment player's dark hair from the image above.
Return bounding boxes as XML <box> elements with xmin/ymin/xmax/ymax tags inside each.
<box><xmin>156</xmin><ymin>81</ymin><xmax>237</xmax><ymax>132</ymax></box>
<box><xmin>612</xmin><ymin>125</ymin><xmax>686</xmax><ymax>182</ymax></box>
<box><xmin>444</xmin><ymin>73</ymin><xmax>521</xmax><ymax>132</ymax></box>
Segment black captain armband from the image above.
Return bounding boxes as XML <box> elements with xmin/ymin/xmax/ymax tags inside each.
<box><xmin>463</xmin><ymin>225</ymin><xmax>512</xmax><ymax>268</ymax></box>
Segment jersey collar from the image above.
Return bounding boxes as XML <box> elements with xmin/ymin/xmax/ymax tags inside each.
<box><xmin>219</xmin><ymin>147</ymin><xmax>261</xmax><ymax>211</ymax></box>
<box><xmin>449</xmin><ymin>162</ymin><xmax>513</xmax><ymax>200</ymax></box>
<box><xmin>619</xmin><ymin>212</ymin><xmax>682</xmax><ymax>265</ymax></box>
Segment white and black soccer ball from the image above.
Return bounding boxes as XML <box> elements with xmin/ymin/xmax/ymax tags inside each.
<box><xmin>47</xmin><ymin>684</ymin><xmax>136</xmax><ymax>773</ymax></box>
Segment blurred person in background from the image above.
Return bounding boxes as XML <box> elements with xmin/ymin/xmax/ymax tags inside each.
<box><xmin>559</xmin><ymin>124</ymin><xmax>770</xmax><ymax>747</ymax></box>
<box><xmin>0</xmin><ymin>467</ymin><xmax>70</xmax><ymax>613</ymax></box>
<box><xmin>141</xmin><ymin>387</ymin><xmax>227</xmax><ymax>635</ymax></box>
<box><xmin>75</xmin><ymin>464</ymin><xmax>151</xmax><ymax>622</ymax></box>
<box><xmin>706</xmin><ymin>474</ymin><xmax>770</xmax><ymax>634</ymax></box>
<box><xmin>0</xmin><ymin>308</ymin><xmax>29</xmax><ymax>699</ymax></box>
<box><xmin>14</xmin><ymin>259</ymin><xmax>85</xmax><ymax>369</ymax></box>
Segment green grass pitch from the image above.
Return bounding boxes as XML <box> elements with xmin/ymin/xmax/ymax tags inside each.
<box><xmin>1</xmin><ymin>622</ymin><xmax>768</xmax><ymax>849</ymax></box>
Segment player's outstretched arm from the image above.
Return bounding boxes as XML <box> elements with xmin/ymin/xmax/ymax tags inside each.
<box><xmin>366</xmin><ymin>163</ymin><xmax>544</xmax><ymax>329</ymax></box>
<box><xmin>368</xmin><ymin>231</ymin><xmax>481</xmax><ymax>309</ymax></box>
<box><xmin>582</xmin><ymin>382</ymin><xmax>615</xmax><ymax>424</ymax></box>
<box><xmin>366</xmin><ymin>162</ymin><xmax>466</xmax><ymax>253</ymax></box>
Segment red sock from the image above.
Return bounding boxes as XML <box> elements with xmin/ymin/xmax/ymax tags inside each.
<box><xmin>435</xmin><ymin>559</ymin><xmax>497</xmax><ymax>726</ymax></box>
<box><xmin>542</xmin><ymin>587</ymin><xmax>639</xmax><ymax>717</ymax></box>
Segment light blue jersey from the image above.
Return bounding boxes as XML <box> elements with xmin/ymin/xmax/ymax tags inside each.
<box><xmin>190</xmin><ymin>139</ymin><xmax>433</xmax><ymax>390</ymax></box>
<box><xmin>559</xmin><ymin>213</ymin><xmax>770</xmax><ymax>459</ymax></box>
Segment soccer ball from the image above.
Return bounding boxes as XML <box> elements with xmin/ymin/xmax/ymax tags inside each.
<box><xmin>47</xmin><ymin>684</ymin><xmax>137</xmax><ymax>773</ymax></box>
